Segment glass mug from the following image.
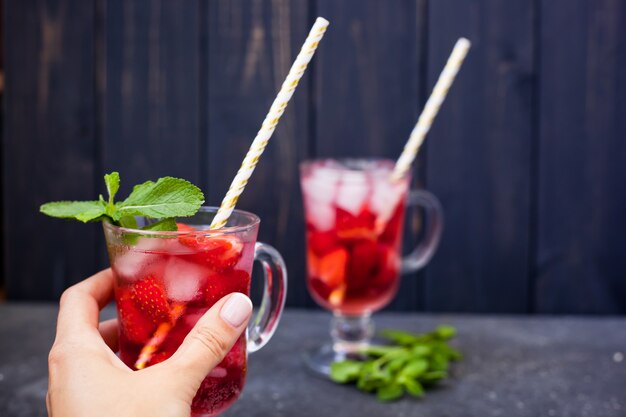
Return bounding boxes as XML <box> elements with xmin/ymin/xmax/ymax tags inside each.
<box><xmin>300</xmin><ymin>159</ymin><xmax>442</xmax><ymax>374</ymax></box>
<box><xmin>104</xmin><ymin>207</ymin><xmax>287</xmax><ymax>416</ymax></box>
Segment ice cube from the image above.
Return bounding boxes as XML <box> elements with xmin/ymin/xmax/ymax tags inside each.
<box><xmin>370</xmin><ymin>178</ymin><xmax>404</xmax><ymax>224</ymax></box>
<box><xmin>113</xmin><ymin>237</ymin><xmax>188</xmax><ymax>280</ymax></box>
<box><xmin>134</xmin><ymin>236</ymin><xmax>172</xmax><ymax>253</ymax></box>
<box><xmin>301</xmin><ymin>174</ymin><xmax>338</xmax><ymax>205</ymax></box>
<box><xmin>163</xmin><ymin>258</ymin><xmax>204</xmax><ymax>302</ymax></box>
<box><xmin>335</xmin><ymin>172</ymin><xmax>369</xmax><ymax>216</ymax></box>
<box><xmin>113</xmin><ymin>250</ymin><xmax>163</xmax><ymax>281</ymax></box>
<box><xmin>304</xmin><ymin>198</ymin><xmax>336</xmax><ymax>231</ymax></box>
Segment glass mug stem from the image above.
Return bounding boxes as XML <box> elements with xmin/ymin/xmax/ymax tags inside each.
<box><xmin>331</xmin><ymin>313</ymin><xmax>374</xmax><ymax>355</ymax></box>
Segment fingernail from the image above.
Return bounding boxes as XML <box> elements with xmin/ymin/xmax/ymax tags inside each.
<box><xmin>220</xmin><ymin>293</ymin><xmax>253</xmax><ymax>327</ymax></box>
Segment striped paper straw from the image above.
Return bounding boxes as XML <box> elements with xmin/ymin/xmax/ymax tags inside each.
<box><xmin>391</xmin><ymin>38</ymin><xmax>471</xmax><ymax>180</ymax></box>
<box><xmin>135</xmin><ymin>304</ymin><xmax>185</xmax><ymax>370</ymax></box>
<box><xmin>134</xmin><ymin>17</ymin><xmax>329</xmax><ymax>370</ymax></box>
<box><xmin>210</xmin><ymin>17</ymin><xmax>330</xmax><ymax>229</ymax></box>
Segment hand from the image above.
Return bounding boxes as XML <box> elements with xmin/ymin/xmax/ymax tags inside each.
<box><xmin>46</xmin><ymin>269</ymin><xmax>253</xmax><ymax>417</ymax></box>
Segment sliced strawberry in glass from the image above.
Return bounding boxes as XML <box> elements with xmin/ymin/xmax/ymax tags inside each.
<box><xmin>335</xmin><ymin>206</ymin><xmax>377</xmax><ymax>241</ymax></box>
<box><xmin>379</xmin><ymin>201</ymin><xmax>405</xmax><ymax>244</ymax></box>
<box><xmin>374</xmin><ymin>244</ymin><xmax>400</xmax><ymax>287</ymax></box>
<box><xmin>347</xmin><ymin>241</ymin><xmax>381</xmax><ymax>290</ymax></box>
<box><xmin>307</xmin><ymin>230</ymin><xmax>339</xmax><ymax>256</ymax></box>
<box><xmin>178</xmin><ymin>229</ymin><xmax>244</xmax><ymax>272</ymax></box>
<box><xmin>116</xmin><ymin>288</ymin><xmax>156</xmax><ymax>344</ymax></box>
<box><xmin>317</xmin><ymin>247</ymin><xmax>348</xmax><ymax>289</ymax></box>
<box><xmin>130</xmin><ymin>275</ymin><xmax>171</xmax><ymax>326</ymax></box>
<box><xmin>202</xmin><ymin>269</ymin><xmax>250</xmax><ymax>306</ymax></box>
<box><xmin>176</xmin><ymin>223</ymin><xmax>197</xmax><ymax>233</ymax></box>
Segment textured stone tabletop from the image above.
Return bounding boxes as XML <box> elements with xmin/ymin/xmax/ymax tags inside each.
<box><xmin>0</xmin><ymin>303</ymin><xmax>624</xmax><ymax>417</ymax></box>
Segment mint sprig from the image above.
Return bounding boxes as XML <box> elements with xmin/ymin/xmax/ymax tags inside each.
<box><xmin>40</xmin><ymin>172</ymin><xmax>205</xmax><ymax>231</ymax></box>
<box><xmin>330</xmin><ymin>325</ymin><xmax>461</xmax><ymax>402</ymax></box>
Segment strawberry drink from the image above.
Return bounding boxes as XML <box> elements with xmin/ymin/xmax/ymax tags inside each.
<box><xmin>300</xmin><ymin>159</ymin><xmax>443</xmax><ymax>375</ymax></box>
<box><xmin>301</xmin><ymin>160</ymin><xmax>409</xmax><ymax>315</ymax></box>
<box><xmin>104</xmin><ymin>207</ymin><xmax>287</xmax><ymax>417</ymax></box>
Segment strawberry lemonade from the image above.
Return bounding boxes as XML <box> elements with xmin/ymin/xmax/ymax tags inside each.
<box><xmin>104</xmin><ymin>209</ymin><xmax>262</xmax><ymax>417</ymax></box>
<box><xmin>301</xmin><ymin>159</ymin><xmax>410</xmax><ymax>315</ymax></box>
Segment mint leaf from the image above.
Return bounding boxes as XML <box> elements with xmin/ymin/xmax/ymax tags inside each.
<box><xmin>330</xmin><ymin>325</ymin><xmax>460</xmax><ymax>402</ymax></box>
<box><xmin>118</xmin><ymin>215</ymin><xmax>138</xmax><ymax>229</ymax></box>
<box><xmin>41</xmin><ymin>173</ymin><xmax>205</xmax><ymax>237</ymax></box>
<box><xmin>377</xmin><ymin>383</ymin><xmax>403</xmax><ymax>401</ymax></box>
<box><xmin>435</xmin><ymin>325</ymin><xmax>456</xmax><ymax>340</ymax></box>
<box><xmin>115</xmin><ymin>177</ymin><xmax>204</xmax><ymax>220</ymax></box>
<box><xmin>104</xmin><ymin>172</ymin><xmax>120</xmax><ymax>205</ymax></box>
<box><xmin>402</xmin><ymin>379</ymin><xmax>424</xmax><ymax>397</ymax></box>
<box><xmin>399</xmin><ymin>359</ymin><xmax>428</xmax><ymax>378</ymax></box>
<box><xmin>40</xmin><ymin>201</ymin><xmax>106</xmax><ymax>223</ymax></box>
<box><xmin>142</xmin><ymin>218</ymin><xmax>178</xmax><ymax>231</ymax></box>
<box><xmin>330</xmin><ymin>360</ymin><xmax>363</xmax><ymax>383</ymax></box>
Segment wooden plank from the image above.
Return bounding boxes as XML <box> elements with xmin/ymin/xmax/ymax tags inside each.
<box><xmin>315</xmin><ymin>0</ymin><xmax>427</xmax><ymax>311</ymax></box>
<box><xmin>424</xmin><ymin>1</ymin><xmax>535</xmax><ymax>313</ymax></box>
<box><xmin>3</xmin><ymin>0</ymin><xmax>98</xmax><ymax>299</ymax></box>
<box><xmin>536</xmin><ymin>0</ymin><xmax>626</xmax><ymax>314</ymax></box>
<box><xmin>206</xmin><ymin>0</ymin><xmax>312</xmax><ymax>307</ymax></box>
<box><xmin>102</xmin><ymin>0</ymin><xmax>201</xmax><ymax>196</ymax></box>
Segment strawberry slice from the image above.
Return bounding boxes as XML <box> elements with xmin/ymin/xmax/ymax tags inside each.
<box><xmin>379</xmin><ymin>202</ymin><xmax>405</xmax><ymax>244</ymax></box>
<box><xmin>317</xmin><ymin>247</ymin><xmax>348</xmax><ymax>288</ymax></box>
<box><xmin>116</xmin><ymin>288</ymin><xmax>156</xmax><ymax>344</ymax></box>
<box><xmin>374</xmin><ymin>245</ymin><xmax>400</xmax><ymax>287</ymax></box>
<box><xmin>176</xmin><ymin>222</ymin><xmax>197</xmax><ymax>233</ymax></box>
<box><xmin>177</xmin><ymin>224</ymin><xmax>244</xmax><ymax>271</ymax></box>
<box><xmin>202</xmin><ymin>269</ymin><xmax>250</xmax><ymax>306</ymax></box>
<box><xmin>308</xmin><ymin>230</ymin><xmax>339</xmax><ymax>257</ymax></box>
<box><xmin>131</xmin><ymin>275</ymin><xmax>171</xmax><ymax>325</ymax></box>
<box><xmin>187</xmin><ymin>237</ymin><xmax>244</xmax><ymax>271</ymax></box>
<box><xmin>335</xmin><ymin>206</ymin><xmax>377</xmax><ymax>241</ymax></box>
<box><xmin>347</xmin><ymin>241</ymin><xmax>381</xmax><ymax>290</ymax></box>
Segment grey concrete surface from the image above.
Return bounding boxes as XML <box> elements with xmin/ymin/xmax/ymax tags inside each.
<box><xmin>0</xmin><ymin>304</ymin><xmax>624</xmax><ymax>416</ymax></box>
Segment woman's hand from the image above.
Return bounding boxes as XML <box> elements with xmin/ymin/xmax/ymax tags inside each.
<box><xmin>46</xmin><ymin>269</ymin><xmax>252</xmax><ymax>417</ymax></box>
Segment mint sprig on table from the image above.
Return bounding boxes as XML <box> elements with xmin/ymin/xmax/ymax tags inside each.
<box><xmin>40</xmin><ymin>172</ymin><xmax>205</xmax><ymax>231</ymax></box>
<box><xmin>330</xmin><ymin>325</ymin><xmax>461</xmax><ymax>402</ymax></box>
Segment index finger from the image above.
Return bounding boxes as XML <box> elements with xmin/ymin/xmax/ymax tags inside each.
<box><xmin>55</xmin><ymin>268</ymin><xmax>115</xmax><ymax>341</ymax></box>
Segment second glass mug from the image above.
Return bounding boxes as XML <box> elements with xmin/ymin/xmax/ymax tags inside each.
<box><xmin>103</xmin><ymin>207</ymin><xmax>287</xmax><ymax>417</ymax></box>
<box><xmin>300</xmin><ymin>159</ymin><xmax>443</xmax><ymax>374</ymax></box>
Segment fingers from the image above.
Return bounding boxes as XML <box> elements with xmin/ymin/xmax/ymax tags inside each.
<box><xmin>165</xmin><ymin>293</ymin><xmax>252</xmax><ymax>390</ymax></box>
<box><xmin>98</xmin><ymin>319</ymin><xmax>119</xmax><ymax>352</ymax></box>
<box><xmin>56</xmin><ymin>269</ymin><xmax>115</xmax><ymax>341</ymax></box>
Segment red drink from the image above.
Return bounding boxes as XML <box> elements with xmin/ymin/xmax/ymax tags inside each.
<box><xmin>104</xmin><ymin>214</ymin><xmax>258</xmax><ymax>417</ymax></box>
<box><xmin>301</xmin><ymin>160</ymin><xmax>410</xmax><ymax>315</ymax></box>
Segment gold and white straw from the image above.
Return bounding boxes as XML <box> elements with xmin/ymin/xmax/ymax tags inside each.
<box><xmin>134</xmin><ymin>18</ymin><xmax>329</xmax><ymax>370</ymax></box>
<box><xmin>392</xmin><ymin>38</ymin><xmax>471</xmax><ymax>180</ymax></box>
<box><xmin>210</xmin><ymin>17</ymin><xmax>330</xmax><ymax>229</ymax></box>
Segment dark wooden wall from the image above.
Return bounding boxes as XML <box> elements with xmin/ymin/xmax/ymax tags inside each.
<box><xmin>3</xmin><ymin>0</ymin><xmax>626</xmax><ymax>314</ymax></box>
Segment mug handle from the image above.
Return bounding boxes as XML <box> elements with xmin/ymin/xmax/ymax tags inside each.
<box><xmin>401</xmin><ymin>190</ymin><xmax>444</xmax><ymax>274</ymax></box>
<box><xmin>247</xmin><ymin>242</ymin><xmax>288</xmax><ymax>353</ymax></box>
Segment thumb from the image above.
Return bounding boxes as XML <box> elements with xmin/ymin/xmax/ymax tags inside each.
<box><xmin>163</xmin><ymin>293</ymin><xmax>252</xmax><ymax>391</ymax></box>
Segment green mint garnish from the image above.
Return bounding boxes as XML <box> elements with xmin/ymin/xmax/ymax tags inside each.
<box><xmin>330</xmin><ymin>325</ymin><xmax>461</xmax><ymax>402</ymax></box>
<box><xmin>141</xmin><ymin>218</ymin><xmax>178</xmax><ymax>232</ymax></box>
<box><xmin>40</xmin><ymin>172</ymin><xmax>205</xmax><ymax>231</ymax></box>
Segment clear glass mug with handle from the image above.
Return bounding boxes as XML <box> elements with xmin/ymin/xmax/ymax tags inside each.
<box><xmin>103</xmin><ymin>207</ymin><xmax>287</xmax><ymax>416</ymax></box>
<box><xmin>300</xmin><ymin>159</ymin><xmax>442</xmax><ymax>375</ymax></box>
